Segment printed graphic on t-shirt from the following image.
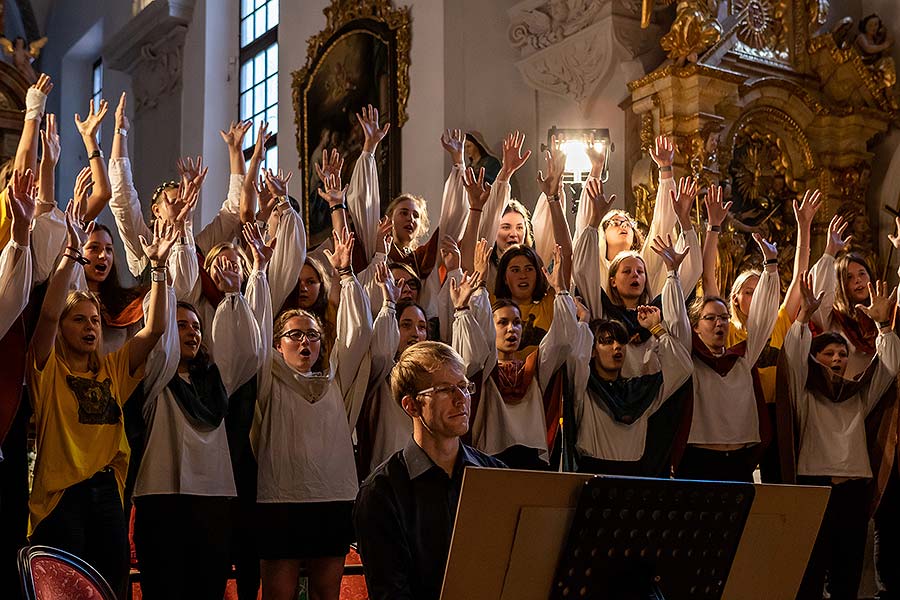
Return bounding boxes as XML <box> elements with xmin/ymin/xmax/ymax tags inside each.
<box><xmin>66</xmin><ymin>375</ymin><xmax>121</xmax><ymax>425</ymax></box>
<box><xmin>520</xmin><ymin>314</ymin><xmax>547</xmax><ymax>350</ymax></box>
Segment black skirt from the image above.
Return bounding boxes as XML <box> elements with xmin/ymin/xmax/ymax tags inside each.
<box><xmin>255</xmin><ymin>500</ymin><xmax>354</xmax><ymax>560</ymax></box>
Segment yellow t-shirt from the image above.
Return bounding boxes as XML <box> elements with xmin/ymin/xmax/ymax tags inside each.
<box><xmin>27</xmin><ymin>343</ymin><xmax>143</xmax><ymax>535</ymax></box>
<box><xmin>490</xmin><ymin>291</ymin><xmax>556</xmax><ymax>360</ymax></box>
<box><xmin>0</xmin><ymin>187</ymin><xmax>11</xmax><ymax>250</ymax></box>
<box><xmin>726</xmin><ymin>304</ymin><xmax>792</xmax><ymax>404</ymax></box>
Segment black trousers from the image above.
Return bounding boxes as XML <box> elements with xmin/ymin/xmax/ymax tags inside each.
<box><xmin>675</xmin><ymin>446</ymin><xmax>756</xmax><ymax>482</ymax></box>
<box><xmin>30</xmin><ymin>469</ymin><xmax>129</xmax><ymax>596</ymax></box>
<box><xmin>795</xmin><ymin>476</ymin><xmax>869</xmax><ymax>600</ymax></box>
<box><xmin>494</xmin><ymin>445</ymin><xmax>549</xmax><ymax>471</ymax></box>
<box><xmin>133</xmin><ymin>494</ymin><xmax>233</xmax><ymax>600</ymax></box>
<box><xmin>875</xmin><ymin>466</ymin><xmax>900</xmax><ymax>600</ymax></box>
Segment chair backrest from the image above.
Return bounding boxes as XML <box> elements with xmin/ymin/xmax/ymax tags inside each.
<box><xmin>18</xmin><ymin>545</ymin><xmax>117</xmax><ymax>600</ymax></box>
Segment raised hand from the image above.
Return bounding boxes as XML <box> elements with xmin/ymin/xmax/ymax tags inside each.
<box><xmin>219</xmin><ymin>120</ymin><xmax>252</xmax><ymax>153</ymax></box>
<box><xmin>585</xmin><ymin>132</ymin><xmax>607</xmax><ymax>177</ymax></box>
<box><xmin>462</xmin><ymin>166</ymin><xmax>490</xmax><ymax>211</ymax></box>
<box><xmin>377</xmin><ymin>216</ymin><xmax>393</xmax><ymax>254</ymax></box>
<box><xmin>175</xmin><ymin>155</ymin><xmax>208</xmax><ymax>189</ymax></box>
<box><xmin>703</xmin><ymin>184</ymin><xmax>731</xmax><ymax>228</ymax></box>
<box><xmin>498</xmin><ymin>130</ymin><xmax>532</xmax><ymax>180</ymax></box>
<box><xmin>8</xmin><ymin>169</ymin><xmax>36</xmax><ymax>245</ymax></box>
<box><xmin>574</xmin><ymin>295</ymin><xmax>591</xmax><ymax>323</ymax></box>
<box><xmin>650</xmin><ymin>234</ymin><xmax>689</xmax><ymax>272</ymax></box>
<box><xmin>441</xmin><ymin>128</ymin><xmax>464</xmax><ymax>164</ymax></box>
<box><xmin>856</xmin><ymin>279</ymin><xmax>897</xmax><ymax>325</ymax></box>
<box><xmin>671</xmin><ymin>176</ymin><xmax>696</xmax><ymax>228</ymax></box>
<box><xmin>139</xmin><ymin>218</ymin><xmax>178</xmax><ymax>265</ymax></box>
<box><xmin>72</xmin><ymin>167</ymin><xmax>93</xmax><ymax>208</ymax></box>
<box><xmin>375</xmin><ymin>262</ymin><xmax>401</xmax><ymax>304</ymax></box>
<box><xmin>315</xmin><ymin>148</ymin><xmax>344</xmax><ymax>182</ymax></box>
<box><xmin>64</xmin><ymin>199</ymin><xmax>93</xmax><ymax>251</ymax></box>
<box><xmin>33</xmin><ymin>73</ymin><xmax>53</xmax><ymax>96</ymax></box>
<box><xmin>172</xmin><ymin>179</ymin><xmax>201</xmax><ymax>235</ymax></box>
<box><xmin>214</xmin><ymin>254</ymin><xmax>242</xmax><ymax>293</ymax></box>
<box><xmin>242</xmin><ymin>221</ymin><xmax>276</xmax><ymax>272</ymax></box>
<box><xmin>255</xmin><ymin>175</ymin><xmax>276</xmax><ymax>222</ymax></box>
<box><xmin>115</xmin><ymin>92</ymin><xmax>130</xmax><ymax>134</ymax></box>
<box><xmin>889</xmin><ymin>217</ymin><xmax>900</xmax><ymax>249</ymax></box>
<box><xmin>797</xmin><ymin>271</ymin><xmax>825</xmax><ymax>322</ymax></box>
<box><xmin>264</xmin><ymin>168</ymin><xmax>293</xmax><ymax>198</ymax></box>
<box><xmin>357</xmin><ymin>104</ymin><xmax>390</xmax><ymax>153</ymax></box>
<box><xmin>40</xmin><ymin>113</ymin><xmax>60</xmax><ymax>168</ymax></box>
<box><xmin>536</xmin><ymin>135</ymin><xmax>567</xmax><ymax>197</ymax></box>
<box><xmin>440</xmin><ymin>235</ymin><xmax>461</xmax><ymax>271</ymax></box>
<box><xmin>636</xmin><ymin>305</ymin><xmax>662</xmax><ymax>329</ymax></box>
<box><xmin>824</xmin><ymin>214</ymin><xmax>852</xmax><ymax>256</ymax></box>
<box><xmin>74</xmin><ymin>98</ymin><xmax>109</xmax><ymax>142</ymax></box>
<box><xmin>542</xmin><ymin>244</ymin><xmax>569</xmax><ymax>293</ymax></box>
<box><xmin>324</xmin><ymin>228</ymin><xmax>354</xmax><ymax>271</ymax></box>
<box><xmin>753</xmin><ymin>232</ymin><xmax>778</xmax><ymax>262</ymax></box>
<box><xmin>317</xmin><ymin>172</ymin><xmax>347</xmax><ymax>208</ymax></box>
<box><xmin>473</xmin><ymin>238</ymin><xmax>491</xmax><ymax>278</ymax></box>
<box><xmin>793</xmin><ymin>188</ymin><xmax>822</xmax><ymax>230</ymax></box>
<box><xmin>450</xmin><ymin>270</ymin><xmax>482</xmax><ymax>310</ymax></box>
<box><xmin>585</xmin><ymin>177</ymin><xmax>615</xmax><ymax>228</ymax></box>
<box><xmin>649</xmin><ymin>135</ymin><xmax>674</xmax><ymax>168</ymax></box>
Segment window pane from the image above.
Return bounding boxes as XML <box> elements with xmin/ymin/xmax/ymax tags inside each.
<box><xmin>254</xmin><ymin>85</ymin><xmax>266</xmax><ymax>114</ymax></box>
<box><xmin>268</xmin><ymin>1</ymin><xmax>279</xmax><ymax>29</ymax></box>
<box><xmin>241</xmin><ymin>17</ymin><xmax>253</xmax><ymax>47</ymax></box>
<box><xmin>256</xmin><ymin>0</ymin><xmax>267</xmax><ymax>10</ymax></box>
<box><xmin>241</xmin><ymin>0</ymin><xmax>253</xmax><ymax>18</ymax></box>
<box><xmin>266</xmin><ymin>44</ymin><xmax>278</xmax><ymax>78</ymax></box>
<box><xmin>240</xmin><ymin>61</ymin><xmax>252</xmax><ymax>92</ymax></box>
<box><xmin>266</xmin><ymin>106</ymin><xmax>278</xmax><ymax>133</ymax></box>
<box><xmin>244</xmin><ymin>122</ymin><xmax>256</xmax><ymax>152</ymax></box>
<box><xmin>255</xmin><ymin>6</ymin><xmax>267</xmax><ymax>38</ymax></box>
<box><xmin>254</xmin><ymin>53</ymin><xmax>266</xmax><ymax>84</ymax></box>
<box><xmin>266</xmin><ymin>77</ymin><xmax>277</xmax><ymax>108</ymax></box>
<box><xmin>265</xmin><ymin>145</ymin><xmax>278</xmax><ymax>172</ymax></box>
<box><xmin>240</xmin><ymin>92</ymin><xmax>252</xmax><ymax>121</ymax></box>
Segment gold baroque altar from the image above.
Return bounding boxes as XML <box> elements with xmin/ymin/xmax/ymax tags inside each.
<box><xmin>628</xmin><ymin>0</ymin><xmax>898</xmax><ymax>294</ymax></box>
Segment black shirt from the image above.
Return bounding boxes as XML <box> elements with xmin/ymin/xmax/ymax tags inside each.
<box><xmin>354</xmin><ymin>438</ymin><xmax>506</xmax><ymax>600</ymax></box>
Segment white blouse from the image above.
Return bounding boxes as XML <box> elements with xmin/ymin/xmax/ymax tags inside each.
<box><xmin>0</xmin><ymin>238</ymin><xmax>32</xmax><ymax>340</ymax></box>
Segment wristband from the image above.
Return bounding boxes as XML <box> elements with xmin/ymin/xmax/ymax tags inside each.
<box><xmin>151</xmin><ymin>265</ymin><xmax>167</xmax><ymax>272</ymax></box>
<box><xmin>547</xmin><ymin>193</ymin><xmax>560</xmax><ymax>203</ymax></box>
<box><xmin>25</xmin><ymin>88</ymin><xmax>47</xmax><ymax>121</ymax></box>
<box><xmin>469</xmin><ymin>207</ymin><xmax>482</xmax><ymax>212</ymax></box>
<box><xmin>330</xmin><ymin>203</ymin><xmax>348</xmax><ymax>213</ymax></box>
<box><xmin>555</xmin><ymin>290</ymin><xmax>571</xmax><ymax>296</ymax></box>
<box><xmin>337</xmin><ymin>266</ymin><xmax>353</xmax><ymax>277</ymax></box>
<box><xmin>659</xmin><ymin>165</ymin><xmax>673</xmax><ymax>173</ymax></box>
<box><xmin>383</xmin><ymin>300</ymin><xmax>396</xmax><ymax>311</ymax></box>
<box><xmin>707</xmin><ymin>225</ymin><xmax>721</xmax><ymax>233</ymax></box>
<box><xmin>764</xmin><ymin>258</ymin><xmax>778</xmax><ymax>266</ymax></box>
<box><xmin>36</xmin><ymin>199</ymin><xmax>56</xmax><ymax>207</ymax></box>
<box><xmin>454</xmin><ymin>305</ymin><xmax>470</xmax><ymax>312</ymax></box>
<box><xmin>878</xmin><ymin>320</ymin><xmax>892</xmax><ymax>329</ymax></box>
<box><xmin>88</xmin><ymin>149</ymin><xmax>104</xmax><ymax>161</ymax></box>
<box><xmin>151</xmin><ymin>270</ymin><xmax>167</xmax><ymax>283</ymax></box>
<box><xmin>64</xmin><ymin>253</ymin><xmax>90</xmax><ymax>266</ymax></box>
<box><xmin>649</xmin><ymin>323</ymin><xmax>666</xmax><ymax>338</ymax></box>
<box><xmin>116</xmin><ymin>128</ymin><xmax>128</xmax><ymax>137</ymax></box>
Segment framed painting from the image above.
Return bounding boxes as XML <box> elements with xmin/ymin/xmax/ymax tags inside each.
<box><xmin>293</xmin><ymin>0</ymin><xmax>410</xmax><ymax>247</ymax></box>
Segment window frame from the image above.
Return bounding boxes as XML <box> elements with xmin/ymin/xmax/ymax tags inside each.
<box><xmin>239</xmin><ymin>4</ymin><xmax>278</xmax><ymax>165</ymax></box>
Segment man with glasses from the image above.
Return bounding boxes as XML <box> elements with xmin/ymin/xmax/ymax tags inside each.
<box><xmin>354</xmin><ymin>341</ymin><xmax>505</xmax><ymax>600</ymax></box>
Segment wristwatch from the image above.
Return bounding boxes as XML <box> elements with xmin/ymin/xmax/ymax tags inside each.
<box><xmin>88</xmin><ymin>149</ymin><xmax>104</xmax><ymax>160</ymax></box>
<box><xmin>117</xmin><ymin>128</ymin><xmax>128</xmax><ymax>137</ymax></box>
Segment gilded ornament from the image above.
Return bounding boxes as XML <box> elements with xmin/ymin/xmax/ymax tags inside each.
<box><xmin>659</xmin><ymin>0</ymin><xmax>722</xmax><ymax>67</ymax></box>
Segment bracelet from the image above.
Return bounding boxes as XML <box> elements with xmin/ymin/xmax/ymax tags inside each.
<box><xmin>63</xmin><ymin>253</ymin><xmax>90</xmax><ymax>266</ymax></box>
<box><xmin>116</xmin><ymin>128</ymin><xmax>128</xmax><ymax>137</ymax></box>
<box><xmin>556</xmin><ymin>290</ymin><xmax>571</xmax><ymax>296</ymax></box>
<box><xmin>36</xmin><ymin>199</ymin><xmax>56</xmax><ymax>207</ymax></box>
<box><xmin>649</xmin><ymin>324</ymin><xmax>667</xmax><ymax>337</ymax></box>
<box><xmin>469</xmin><ymin>207</ymin><xmax>482</xmax><ymax>212</ymax></box>
<box><xmin>454</xmin><ymin>305</ymin><xmax>470</xmax><ymax>312</ymax></box>
<box><xmin>878</xmin><ymin>320</ymin><xmax>892</xmax><ymax>329</ymax></box>
<box><xmin>383</xmin><ymin>300</ymin><xmax>396</xmax><ymax>310</ymax></box>
<box><xmin>330</xmin><ymin>203</ymin><xmax>348</xmax><ymax>213</ymax></box>
<box><xmin>659</xmin><ymin>166</ymin><xmax>673</xmax><ymax>172</ymax></box>
<box><xmin>150</xmin><ymin>270</ymin><xmax>167</xmax><ymax>283</ymax></box>
<box><xmin>764</xmin><ymin>258</ymin><xmax>778</xmax><ymax>266</ymax></box>
<box><xmin>88</xmin><ymin>149</ymin><xmax>104</xmax><ymax>161</ymax></box>
<box><xmin>707</xmin><ymin>225</ymin><xmax>721</xmax><ymax>233</ymax></box>
<box><xmin>547</xmin><ymin>193</ymin><xmax>560</xmax><ymax>203</ymax></box>
<box><xmin>337</xmin><ymin>266</ymin><xmax>353</xmax><ymax>277</ymax></box>
<box><xmin>151</xmin><ymin>265</ymin><xmax>167</xmax><ymax>272</ymax></box>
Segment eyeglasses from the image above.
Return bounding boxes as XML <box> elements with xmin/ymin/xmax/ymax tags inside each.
<box><xmin>403</xmin><ymin>279</ymin><xmax>422</xmax><ymax>291</ymax></box>
<box><xmin>604</xmin><ymin>217</ymin><xmax>635</xmax><ymax>229</ymax></box>
<box><xmin>699</xmin><ymin>314</ymin><xmax>731</xmax><ymax>324</ymax></box>
<box><xmin>416</xmin><ymin>381</ymin><xmax>476</xmax><ymax>398</ymax></box>
<box><xmin>280</xmin><ymin>329</ymin><xmax>322</xmax><ymax>342</ymax></box>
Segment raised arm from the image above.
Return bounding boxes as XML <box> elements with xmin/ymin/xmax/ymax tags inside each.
<box><xmin>642</xmin><ymin>136</ymin><xmax>678</xmax><ymax>294</ymax></box>
<box><xmin>701</xmin><ymin>184</ymin><xmax>731</xmax><ymax>297</ymax></box>
<box><xmin>34</xmin><ymin>114</ymin><xmax>59</xmax><ymax>218</ymax></box>
<box><xmin>240</xmin><ymin>122</ymin><xmax>269</xmax><ymax>224</ymax></box>
<box><xmin>649</xmin><ymin>234</ymin><xmax>691</xmax><ymax>347</ymax></box>
<box><xmin>783</xmin><ymin>273</ymin><xmax>821</xmax><ymax>420</ymax></box>
<box><xmin>538</xmin><ymin>249</ymin><xmax>578</xmax><ymax>387</ymax></box>
<box><xmin>459</xmin><ymin>166</ymin><xmax>490</xmax><ymax>273</ymax></box>
<box><xmin>483</xmin><ymin>131</ymin><xmax>530</xmax><ymax>245</ymax></box>
<box><xmin>746</xmin><ymin>234</ymin><xmax>782</xmax><ymax>362</ymax></box>
<box><xmin>262</xmin><ymin>169</ymin><xmax>307</xmax><ymax>311</ymax></box>
<box><xmin>809</xmin><ymin>214</ymin><xmax>850</xmax><ymax>329</ymax></box>
<box><xmin>212</xmin><ymin>273</ymin><xmax>263</xmax><ymax>396</ymax></box>
<box><xmin>451</xmin><ymin>270</ymin><xmax>493</xmax><ymax>377</ymax></box>
<box><xmin>574</xmin><ymin>133</ymin><xmax>608</xmax><ymax>242</ymax></box>
<box><xmin>74</xmin><ymin>98</ymin><xmax>112</xmax><ymax>221</ymax></box>
<box><xmin>536</xmin><ymin>136</ymin><xmax>572</xmax><ymax>283</ymax></box>
<box><xmin>640</xmin><ymin>305</ymin><xmax>693</xmax><ymax>405</ymax></box>
<box><xmin>15</xmin><ymin>74</ymin><xmax>51</xmax><ymax>175</ymax></box>
<box><xmin>349</xmin><ymin>105</ymin><xmax>390</xmax><ymax>258</ymax></box>
<box><xmin>0</xmin><ymin>170</ymin><xmax>35</xmax><ymax>338</ymax></box>
<box><xmin>860</xmin><ymin>281</ymin><xmax>900</xmax><ymax>413</ymax></box>
<box><xmin>438</xmin><ymin>129</ymin><xmax>469</xmax><ymax>242</ymax></box>
<box><xmin>784</xmin><ymin>189</ymin><xmax>822</xmax><ymax>319</ymax></box>
<box><xmin>572</xmin><ymin>178</ymin><xmax>614</xmax><ymax>320</ymax></box>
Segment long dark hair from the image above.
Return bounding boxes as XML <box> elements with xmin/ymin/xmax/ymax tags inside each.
<box><xmin>494</xmin><ymin>244</ymin><xmax>548</xmax><ymax>302</ymax></box>
<box><xmin>91</xmin><ymin>223</ymin><xmax>147</xmax><ymax>320</ymax></box>
<box><xmin>176</xmin><ymin>301</ymin><xmax>211</xmax><ymax>369</ymax></box>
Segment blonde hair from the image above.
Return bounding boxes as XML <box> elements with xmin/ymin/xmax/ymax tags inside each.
<box><xmin>204</xmin><ymin>242</ymin><xmax>250</xmax><ymax>280</ymax></box>
<box><xmin>386</xmin><ymin>193</ymin><xmax>430</xmax><ymax>248</ymax></box>
<box><xmin>729</xmin><ymin>270</ymin><xmax>761</xmax><ymax>329</ymax></box>
<box><xmin>607</xmin><ymin>251</ymin><xmax>652</xmax><ymax>307</ymax></box>
<box><xmin>835</xmin><ymin>253</ymin><xmax>873</xmax><ymax>319</ymax></box>
<box><xmin>273</xmin><ymin>308</ymin><xmax>326</xmax><ymax>371</ymax></box>
<box><xmin>390</xmin><ymin>341</ymin><xmax>464</xmax><ymax>408</ymax></box>
<box><xmin>601</xmin><ymin>209</ymin><xmax>643</xmax><ymax>251</ymax></box>
<box><xmin>57</xmin><ymin>291</ymin><xmax>103</xmax><ymax>373</ymax></box>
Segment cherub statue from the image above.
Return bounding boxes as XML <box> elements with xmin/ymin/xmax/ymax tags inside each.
<box><xmin>855</xmin><ymin>14</ymin><xmax>896</xmax><ymax>90</ymax></box>
<box><xmin>0</xmin><ymin>36</ymin><xmax>47</xmax><ymax>84</ymax></box>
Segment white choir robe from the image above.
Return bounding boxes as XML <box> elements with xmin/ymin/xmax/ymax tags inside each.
<box><xmin>783</xmin><ymin>321</ymin><xmax>900</xmax><ymax>479</ymax></box>
<box><xmin>688</xmin><ymin>267</ymin><xmax>780</xmax><ymax>446</ymax></box>
<box><xmin>133</xmin><ymin>284</ymin><xmax>261</xmax><ymax>497</ymax></box>
<box><xmin>250</xmin><ymin>269</ymin><xmax>373</xmax><ymax>504</ymax></box>
<box><xmin>452</xmin><ymin>288</ymin><xmax>578</xmax><ymax>463</ymax></box>
<box><xmin>0</xmin><ymin>239</ymin><xmax>32</xmax><ymax>340</ymax></box>
<box><xmin>569</xmin><ymin>321</ymin><xmax>693</xmax><ymax>462</ymax></box>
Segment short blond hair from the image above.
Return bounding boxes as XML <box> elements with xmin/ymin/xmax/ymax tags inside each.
<box><xmin>390</xmin><ymin>341</ymin><xmax>464</xmax><ymax>408</ymax></box>
<box><xmin>57</xmin><ymin>290</ymin><xmax>103</xmax><ymax>373</ymax></box>
<box><xmin>386</xmin><ymin>193</ymin><xmax>430</xmax><ymax>248</ymax></box>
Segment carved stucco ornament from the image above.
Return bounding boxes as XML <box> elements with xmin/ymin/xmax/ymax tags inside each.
<box><xmin>659</xmin><ymin>0</ymin><xmax>721</xmax><ymax>67</ymax></box>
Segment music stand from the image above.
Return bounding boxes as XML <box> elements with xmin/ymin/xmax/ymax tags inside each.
<box><xmin>550</xmin><ymin>476</ymin><xmax>754</xmax><ymax>600</ymax></box>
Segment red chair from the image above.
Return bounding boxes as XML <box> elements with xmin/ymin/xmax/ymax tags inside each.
<box><xmin>18</xmin><ymin>545</ymin><xmax>117</xmax><ymax>600</ymax></box>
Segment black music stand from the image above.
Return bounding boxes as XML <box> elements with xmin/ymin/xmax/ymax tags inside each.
<box><xmin>550</xmin><ymin>476</ymin><xmax>755</xmax><ymax>600</ymax></box>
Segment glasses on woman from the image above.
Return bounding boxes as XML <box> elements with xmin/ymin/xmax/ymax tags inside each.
<box><xmin>604</xmin><ymin>217</ymin><xmax>635</xmax><ymax>229</ymax></box>
<box><xmin>699</xmin><ymin>314</ymin><xmax>730</xmax><ymax>324</ymax></box>
<box><xmin>416</xmin><ymin>381</ymin><xmax>476</xmax><ymax>398</ymax></box>
<box><xmin>280</xmin><ymin>329</ymin><xmax>322</xmax><ymax>342</ymax></box>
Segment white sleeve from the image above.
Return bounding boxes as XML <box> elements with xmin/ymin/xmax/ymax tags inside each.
<box><xmin>642</xmin><ymin>176</ymin><xmax>678</xmax><ymax>297</ymax></box>
<box><xmin>476</xmin><ymin>179</ymin><xmax>510</xmax><ymax>245</ymax></box>
<box><xmin>438</xmin><ymin>164</ymin><xmax>469</xmax><ymax>242</ymax></box>
<box><xmin>246</xmin><ymin>269</ymin><xmax>273</xmax><ymax>403</ymax></box>
<box><xmin>437</xmin><ymin>267</ymin><xmax>463</xmax><ymax>343</ymax></box>
<box><xmin>808</xmin><ymin>253</ymin><xmax>835</xmax><ymax>330</ymax></box>
<box><xmin>651</xmin><ymin>330</ymin><xmax>694</xmax><ymax>414</ymax></box>
<box><xmin>141</xmin><ymin>286</ymin><xmax>180</xmax><ymax>416</ymax></box>
<box><xmin>195</xmin><ymin>174</ymin><xmax>243</xmax><ymax>254</ymax></box>
<box><xmin>108</xmin><ymin>157</ymin><xmax>154</xmax><ymax>277</ymax></box>
<box><xmin>212</xmin><ymin>292</ymin><xmax>262</xmax><ymax>396</ymax></box>
<box><xmin>746</xmin><ymin>267</ymin><xmax>781</xmax><ymax>363</ymax></box>
<box><xmin>266</xmin><ymin>205</ymin><xmax>307</xmax><ymax>313</ymax></box>
<box><xmin>470</xmin><ymin>286</ymin><xmax>493</xmax><ymax>333</ymax></box>
<box><xmin>531</xmin><ymin>189</ymin><xmax>568</xmax><ymax>267</ymax></box>
<box><xmin>783</xmin><ymin>321</ymin><xmax>811</xmax><ymax>424</ymax></box>
<box><xmin>360</xmin><ymin>253</ymin><xmax>389</xmax><ymax>317</ymax></box>
<box><xmin>333</xmin><ymin>275</ymin><xmax>375</xmax><ymax>395</ymax></box>
<box><xmin>570</xmin><ymin>320</ymin><xmax>594</xmax><ymax>421</ymax></box>
<box><xmin>168</xmin><ymin>242</ymin><xmax>198</xmax><ymax>301</ymax></box>
<box><xmin>30</xmin><ymin>205</ymin><xmax>66</xmax><ymax>286</ymax></box>
<box><xmin>452</xmin><ymin>308</ymin><xmax>493</xmax><ymax>378</ymax></box>
<box><xmin>573</xmin><ymin>226</ymin><xmax>604</xmax><ymax>321</ymax></box>
<box><xmin>866</xmin><ymin>331</ymin><xmax>900</xmax><ymax>414</ymax></box>
<box><xmin>347</xmin><ymin>151</ymin><xmax>381</xmax><ymax>260</ymax></box>
<box><xmin>538</xmin><ymin>293</ymin><xmax>577</xmax><ymax>390</ymax></box>
<box><xmin>0</xmin><ymin>240</ymin><xmax>32</xmax><ymax>339</ymax></box>
<box><xmin>573</xmin><ymin>176</ymin><xmax>597</xmax><ymax>243</ymax></box>
<box><xmin>661</xmin><ymin>270</ymin><xmax>691</xmax><ymax>350</ymax></box>
<box><xmin>674</xmin><ymin>228</ymin><xmax>702</xmax><ymax>295</ymax></box>
<box><xmin>370</xmin><ymin>303</ymin><xmax>399</xmax><ymax>379</ymax></box>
